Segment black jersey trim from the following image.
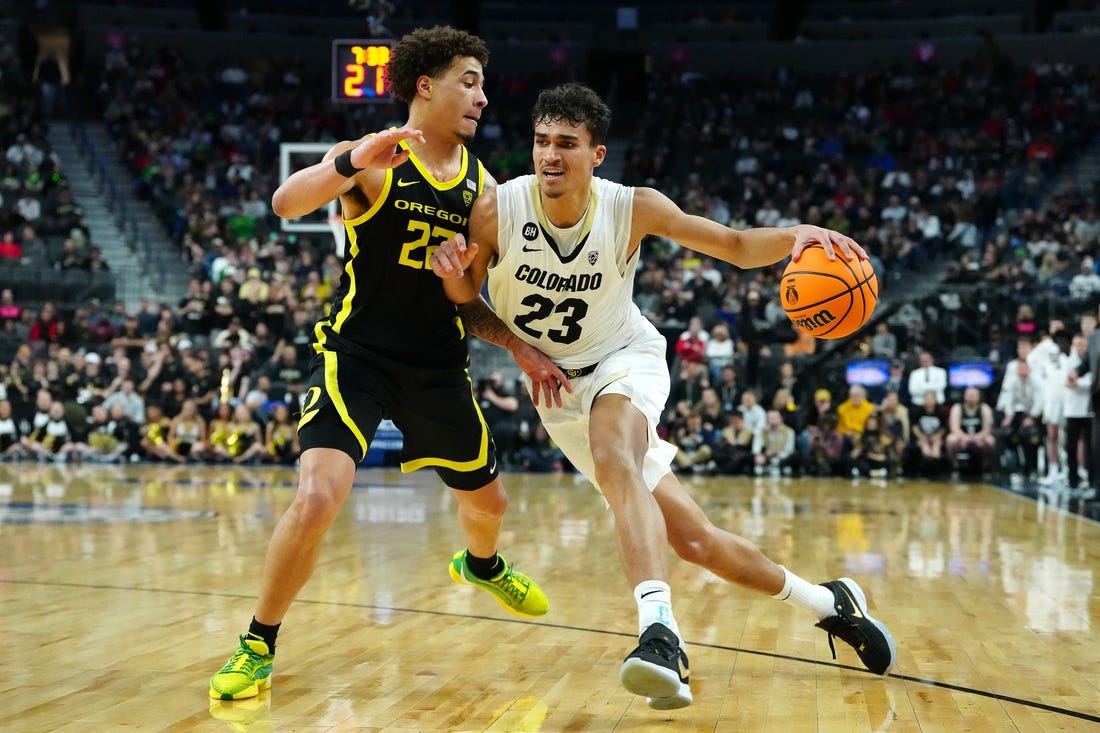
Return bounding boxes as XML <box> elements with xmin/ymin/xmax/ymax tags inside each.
<box><xmin>529</xmin><ymin>178</ymin><xmax>599</xmax><ymax>264</ymax></box>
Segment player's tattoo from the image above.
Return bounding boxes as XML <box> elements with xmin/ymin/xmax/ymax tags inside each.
<box><xmin>456</xmin><ymin>298</ymin><xmax>512</xmax><ymax>348</ymax></box>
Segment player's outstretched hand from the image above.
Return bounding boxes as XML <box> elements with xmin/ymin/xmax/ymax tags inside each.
<box><xmin>348</xmin><ymin>125</ymin><xmax>426</xmax><ymax>170</ymax></box>
<box><xmin>430</xmin><ymin>234</ymin><xmax>479</xmax><ymax>279</ymax></box>
<box><xmin>511</xmin><ymin>341</ymin><xmax>573</xmax><ymax>409</ymax></box>
<box><xmin>790</xmin><ymin>225</ymin><xmax>867</xmax><ymax>262</ymax></box>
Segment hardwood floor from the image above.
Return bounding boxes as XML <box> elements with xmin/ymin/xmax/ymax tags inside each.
<box><xmin>2</xmin><ymin>462</ymin><xmax>1098</xmax><ymax>731</ymax></box>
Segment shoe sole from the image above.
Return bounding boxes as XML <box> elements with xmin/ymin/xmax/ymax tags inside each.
<box><xmin>208</xmin><ymin>673</ymin><xmax>272</xmax><ymax>701</ymax></box>
<box><xmin>646</xmin><ymin>681</ymin><xmax>693</xmax><ymax>710</ymax></box>
<box><xmin>619</xmin><ymin>658</ymin><xmax>683</xmax><ymax>699</ymax></box>
<box><xmin>448</xmin><ymin>563</ymin><xmax>545</xmax><ymax>619</ymax></box>
<box><xmin>837</xmin><ymin>577</ymin><xmax>897</xmax><ymax>676</ymax></box>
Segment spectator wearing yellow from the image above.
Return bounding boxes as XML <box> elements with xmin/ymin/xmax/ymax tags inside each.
<box><xmin>836</xmin><ymin>385</ymin><xmax>875</xmax><ymax>442</ymax></box>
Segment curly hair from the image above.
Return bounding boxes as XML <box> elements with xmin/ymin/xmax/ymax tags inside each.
<box><xmin>531</xmin><ymin>83</ymin><xmax>612</xmax><ymax>146</ymax></box>
<box><xmin>386</xmin><ymin>26</ymin><xmax>490</xmax><ymax>104</ymax></box>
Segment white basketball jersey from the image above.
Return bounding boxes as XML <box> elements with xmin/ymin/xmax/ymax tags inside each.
<box><xmin>489</xmin><ymin>175</ymin><xmax>661</xmax><ymax>368</ymax></box>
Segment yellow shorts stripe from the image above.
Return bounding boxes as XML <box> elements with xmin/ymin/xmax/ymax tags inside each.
<box><xmin>399</xmin><ymin>372</ymin><xmax>489</xmax><ymax>473</ymax></box>
<box><xmin>323</xmin><ymin>350</ymin><xmax>368</xmax><ymax>458</ymax></box>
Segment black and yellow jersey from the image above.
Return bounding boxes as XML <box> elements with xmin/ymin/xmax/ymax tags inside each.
<box><xmin>314</xmin><ymin>140</ymin><xmax>487</xmax><ymax>369</ymax></box>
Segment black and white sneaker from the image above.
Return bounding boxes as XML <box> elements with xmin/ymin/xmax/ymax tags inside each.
<box><xmin>816</xmin><ymin>578</ymin><xmax>897</xmax><ymax>675</ymax></box>
<box><xmin>619</xmin><ymin>623</ymin><xmax>692</xmax><ymax>708</ymax></box>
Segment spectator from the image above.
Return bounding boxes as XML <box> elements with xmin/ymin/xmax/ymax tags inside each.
<box><xmin>1063</xmin><ymin>334</ymin><xmax>1092</xmax><ymax>489</ymax></box>
<box><xmin>0</xmin><ymin>230</ymin><xmax>21</xmax><ymax>259</ymax></box>
<box><xmin>101</xmin><ymin>378</ymin><xmax>146</xmax><ymax>424</ymax></box>
<box><xmin>869</xmin><ymin>322</ymin><xmax>897</xmax><ymax>360</ymax></box>
<box><xmin>477</xmin><ymin>371</ymin><xmax>520</xmax><ymax>466</ymax></box>
<box><xmin>708</xmin><ymin>411</ymin><xmax>753</xmax><ymax>476</ymax></box>
<box><xmin>797</xmin><ymin>387</ymin><xmax>834</xmax><ymax>466</ymax></box>
<box><xmin>21</xmin><ymin>400</ymin><xmax>75</xmax><ymax>461</ymax></box>
<box><xmin>264</xmin><ymin>402</ymin><xmax>299</xmax><ymax>465</ymax></box>
<box><xmin>703</xmin><ymin>322</ymin><xmax>736</xmax><ymax>382</ymax></box>
<box><xmin>849</xmin><ymin>413</ymin><xmax>895</xmax><ymax>479</ymax></box>
<box><xmin>672</xmin><ymin>412</ymin><xmax>716</xmax><ymax>474</ymax></box>
<box><xmin>807</xmin><ymin>413</ymin><xmax>847</xmax><ymax>477</ymax></box>
<box><xmin>945</xmin><ymin>387</ymin><xmax>996</xmax><ymax>477</ymax></box>
<box><xmin>908</xmin><ymin>390</ymin><xmax>948</xmax><ymax>478</ymax></box>
<box><xmin>168</xmin><ymin>398</ymin><xmax>209</xmax><ymax>462</ymax></box>
<box><xmin>996</xmin><ymin>358</ymin><xmax>1043</xmax><ymax>481</ymax></box>
<box><xmin>0</xmin><ymin>288</ymin><xmax>21</xmax><ymax>324</ymax></box>
<box><xmin>738</xmin><ymin>390</ymin><xmax>767</xmax><ymax>441</ymax></box>
<box><xmin>713</xmin><ymin>364</ymin><xmax>741</xmax><ymax>414</ymax></box>
<box><xmin>138</xmin><ymin>403</ymin><xmax>176</xmax><ymax>462</ymax></box>
<box><xmin>906</xmin><ymin>350</ymin><xmax>948</xmax><ymax>406</ymax></box>
<box><xmin>0</xmin><ymin>398</ymin><xmax>25</xmax><ymax>460</ymax></box>
<box><xmin>752</xmin><ymin>409</ymin><xmax>797</xmax><ymax>476</ymax></box>
<box><xmin>835</xmin><ymin>384</ymin><xmax>874</xmax><ymax>444</ymax></box>
<box><xmin>674</xmin><ymin>315</ymin><xmax>709</xmax><ymax>366</ymax></box>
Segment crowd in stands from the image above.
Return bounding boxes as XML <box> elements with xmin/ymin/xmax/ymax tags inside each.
<box><xmin>0</xmin><ymin>30</ymin><xmax>1098</xmax><ymax>485</ymax></box>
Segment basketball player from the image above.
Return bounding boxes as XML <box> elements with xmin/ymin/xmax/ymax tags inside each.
<box><xmin>430</xmin><ymin>83</ymin><xmax>896</xmax><ymax>709</ymax></box>
<box><xmin>209</xmin><ymin>27</ymin><xmax>562</xmax><ymax>701</ymax></box>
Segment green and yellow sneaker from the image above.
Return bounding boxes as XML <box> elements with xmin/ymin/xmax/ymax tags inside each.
<box><xmin>209</xmin><ymin>634</ymin><xmax>274</xmax><ymax>700</ymax></box>
<box><xmin>448</xmin><ymin>550</ymin><xmax>549</xmax><ymax>617</ymax></box>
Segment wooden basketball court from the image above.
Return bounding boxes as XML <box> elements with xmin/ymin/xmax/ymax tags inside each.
<box><xmin>2</xmin><ymin>462</ymin><xmax>1098</xmax><ymax>731</ymax></box>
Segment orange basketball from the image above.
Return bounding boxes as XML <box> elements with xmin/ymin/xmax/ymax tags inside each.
<box><xmin>781</xmin><ymin>245</ymin><xmax>878</xmax><ymax>339</ymax></box>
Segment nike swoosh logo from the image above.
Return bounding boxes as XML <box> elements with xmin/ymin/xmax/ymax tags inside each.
<box><xmin>640</xmin><ymin>589</ymin><xmax>663</xmax><ymax>599</ymax></box>
<box><xmin>522</xmin><ymin>244</ymin><xmax>542</xmax><ymax>252</ymax></box>
<box><xmin>396</xmin><ymin>179</ymin><xmax>418</xmax><ymax>187</ymax></box>
<box><xmin>840</xmin><ymin>586</ymin><xmax>864</xmax><ymax>618</ymax></box>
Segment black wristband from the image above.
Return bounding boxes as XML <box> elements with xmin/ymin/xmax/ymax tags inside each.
<box><xmin>333</xmin><ymin>149</ymin><xmax>364</xmax><ymax>177</ymax></box>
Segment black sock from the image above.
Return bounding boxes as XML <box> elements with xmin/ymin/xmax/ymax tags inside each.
<box><xmin>248</xmin><ymin>617</ymin><xmax>280</xmax><ymax>654</ymax></box>
<box><xmin>464</xmin><ymin>550</ymin><xmax>503</xmax><ymax>580</ymax></box>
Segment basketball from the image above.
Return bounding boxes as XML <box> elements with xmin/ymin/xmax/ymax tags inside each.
<box><xmin>781</xmin><ymin>245</ymin><xmax>878</xmax><ymax>339</ymax></box>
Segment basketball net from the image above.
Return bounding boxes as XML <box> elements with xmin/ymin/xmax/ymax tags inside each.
<box><xmin>327</xmin><ymin>200</ymin><xmax>346</xmax><ymax>258</ymax></box>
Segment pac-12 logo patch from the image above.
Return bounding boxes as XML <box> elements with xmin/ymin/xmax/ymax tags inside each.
<box><xmin>588</xmin><ymin>250</ymin><xmax>599</xmax><ymax>265</ymax></box>
<box><xmin>463</xmin><ymin>190</ymin><xmax>474</xmax><ymax>206</ymax></box>
<box><xmin>522</xmin><ymin>222</ymin><xmax>539</xmax><ymax>241</ymax></box>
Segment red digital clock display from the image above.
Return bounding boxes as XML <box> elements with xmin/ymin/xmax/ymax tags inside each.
<box><xmin>332</xmin><ymin>39</ymin><xmax>394</xmax><ymax>103</ymax></box>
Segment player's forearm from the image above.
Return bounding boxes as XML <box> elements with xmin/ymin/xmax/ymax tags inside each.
<box><xmin>456</xmin><ymin>297</ymin><xmax>523</xmax><ymax>352</ymax></box>
<box><xmin>271</xmin><ymin>161</ymin><xmax>351</xmax><ymax>219</ymax></box>
<box><xmin>727</xmin><ymin>226</ymin><xmax>801</xmax><ymax>269</ymax></box>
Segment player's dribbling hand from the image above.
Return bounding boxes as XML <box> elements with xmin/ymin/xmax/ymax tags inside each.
<box><xmin>790</xmin><ymin>225</ymin><xmax>868</xmax><ymax>262</ymax></box>
<box><xmin>430</xmin><ymin>234</ymin><xmax>479</xmax><ymax>279</ymax></box>
<box><xmin>349</xmin><ymin>125</ymin><xmax>425</xmax><ymax>170</ymax></box>
<box><xmin>511</xmin><ymin>341</ymin><xmax>573</xmax><ymax>409</ymax></box>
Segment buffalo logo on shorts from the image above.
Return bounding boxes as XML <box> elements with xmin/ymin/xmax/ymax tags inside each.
<box><xmin>785</xmin><ymin>284</ymin><xmax>799</xmax><ymax>306</ymax></box>
<box><xmin>522</xmin><ymin>222</ymin><xmax>539</xmax><ymax>241</ymax></box>
<box><xmin>588</xmin><ymin>250</ymin><xmax>599</xmax><ymax>265</ymax></box>
<box><xmin>463</xmin><ymin>190</ymin><xmax>474</xmax><ymax>206</ymax></box>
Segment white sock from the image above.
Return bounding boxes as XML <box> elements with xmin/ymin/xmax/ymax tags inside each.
<box><xmin>634</xmin><ymin>580</ymin><xmax>681</xmax><ymax>641</ymax></box>
<box><xmin>771</xmin><ymin>566</ymin><xmax>836</xmax><ymax>620</ymax></box>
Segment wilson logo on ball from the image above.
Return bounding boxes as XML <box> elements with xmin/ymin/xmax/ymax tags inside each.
<box><xmin>791</xmin><ymin>309</ymin><xmax>837</xmax><ymax>332</ymax></box>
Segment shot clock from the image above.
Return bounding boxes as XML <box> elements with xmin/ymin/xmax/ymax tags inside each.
<box><xmin>332</xmin><ymin>39</ymin><xmax>395</xmax><ymax>103</ymax></box>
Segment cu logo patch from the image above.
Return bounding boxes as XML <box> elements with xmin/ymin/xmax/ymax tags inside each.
<box><xmin>522</xmin><ymin>222</ymin><xmax>539</xmax><ymax>241</ymax></box>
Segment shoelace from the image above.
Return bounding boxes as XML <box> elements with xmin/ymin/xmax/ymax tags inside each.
<box><xmin>639</xmin><ymin>637</ymin><xmax>679</xmax><ymax>663</ymax></box>
<box><xmin>490</xmin><ymin>569</ymin><xmax>529</xmax><ymax>602</ymax></box>
<box><xmin>821</xmin><ymin>612</ymin><xmax>865</xmax><ymax>661</ymax></box>
<box><xmin>219</xmin><ymin>644</ymin><xmax>266</xmax><ymax>675</ymax></box>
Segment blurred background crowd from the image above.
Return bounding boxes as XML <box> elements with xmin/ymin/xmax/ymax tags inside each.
<box><xmin>0</xmin><ymin>0</ymin><xmax>1097</xmax><ymax>491</ymax></box>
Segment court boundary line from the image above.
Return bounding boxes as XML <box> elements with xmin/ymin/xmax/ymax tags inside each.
<box><xmin>6</xmin><ymin>578</ymin><xmax>1099</xmax><ymax>725</ymax></box>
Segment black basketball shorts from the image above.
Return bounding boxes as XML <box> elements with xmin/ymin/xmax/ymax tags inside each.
<box><xmin>296</xmin><ymin>349</ymin><xmax>500</xmax><ymax>490</ymax></box>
